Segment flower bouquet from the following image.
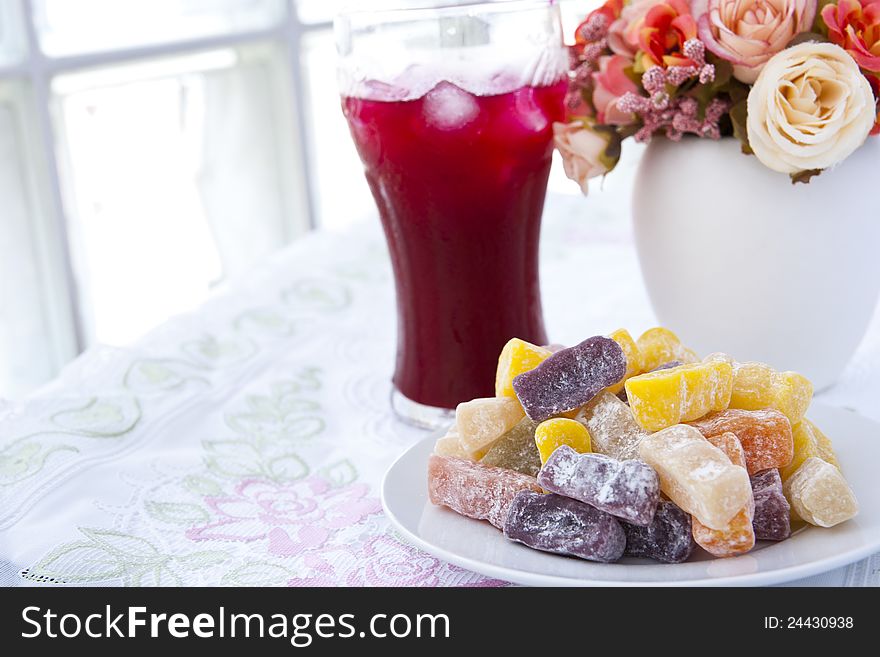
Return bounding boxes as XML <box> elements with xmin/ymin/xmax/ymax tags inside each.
<box><xmin>556</xmin><ymin>0</ymin><xmax>880</xmax><ymax>188</ymax></box>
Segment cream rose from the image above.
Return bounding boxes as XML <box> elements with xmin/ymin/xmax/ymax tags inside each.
<box><xmin>553</xmin><ymin>122</ymin><xmax>613</xmax><ymax>194</ymax></box>
<box><xmin>694</xmin><ymin>0</ymin><xmax>817</xmax><ymax>84</ymax></box>
<box><xmin>746</xmin><ymin>42</ymin><xmax>876</xmax><ymax>174</ymax></box>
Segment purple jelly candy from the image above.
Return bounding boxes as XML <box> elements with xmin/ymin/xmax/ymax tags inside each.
<box><xmin>751</xmin><ymin>469</ymin><xmax>791</xmax><ymax>541</ymax></box>
<box><xmin>504</xmin><ymin>491</ymin><xmax>626</xmax><ymax>563</ymax></box>
<box><xmin>538</xmin><ymin>445</ymin><xmax>660</xmax><ymax>526</ymax></box>
<box><xmin>512</xmin><ymin>336</ymin><xmax>626</xmax><ymax>422</ymax></box>
<box><xmin>622</xmin><ymin>499</ymin><xmax>695</xmax><ymax>563</ymax></box>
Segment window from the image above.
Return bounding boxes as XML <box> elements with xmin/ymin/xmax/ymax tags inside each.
<box><xmin>0</xmin><ymin>0</ymin><xmax>604</xmax><ymax>397</ymax></box>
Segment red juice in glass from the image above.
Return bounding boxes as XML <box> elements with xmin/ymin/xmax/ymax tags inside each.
<box><xmin>343</xmin><ymin>79</ymin><xmax>566</xmax><ymax>410</ymax></box>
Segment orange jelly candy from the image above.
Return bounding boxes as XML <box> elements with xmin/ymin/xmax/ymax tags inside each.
<box><xmin>688</xmin><ymin>409</ymin><xmax>793</xmax><ymax>475</ymax></box>
<box><xmin>691</xmin><ymin>432</ymin><xmax>756</xmax><ymax>558</ymax></box>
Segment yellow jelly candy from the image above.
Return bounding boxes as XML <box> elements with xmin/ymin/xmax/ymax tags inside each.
<box><xmin>780</xmin><ymin>418</ymin><xmax>840</xmax><ymax>482</ymax></box>
<box><xmin>728</xmin><ymin>361</ymin><xmax>813</xmax><ymax>425</ymax></box>
<box><xmin>494</xmin><ymin>338</ymin><xmax>552</xmax><ymax>398</ymax></box>
<box><xmin>534</xmin><ymin>418</ymin><xmax>592</xmax><ymax>464</ymax></box>
<box><xmin>625</xmin><ymin>360</ymin><xmax>734</xmax><ymax>432</ymax></box>
<box><xmin>606</xmin><ymin>329</ymin><xmax>642</xmax><ymax>395</ymax></box>
<box><xmin>636</xmin><ymin>327</ymin><xmax>699</xmax><ymax>373</ymax></box>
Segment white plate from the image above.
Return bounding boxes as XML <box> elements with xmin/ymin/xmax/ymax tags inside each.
<box><xmin>381</xmin><ymin>403</ymin><xmax>880</xmax><ymax>586</ymax></box>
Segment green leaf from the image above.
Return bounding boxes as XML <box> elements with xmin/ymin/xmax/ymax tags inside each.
<box><xmin>177</xmin><ymin>551</ymin><xmax>230</xmax><ymax>569</ymax></box>
<box><xmin>728</xmin><ymin>99</ymin><xmax>752</xmax><ymax>155</ymax></box>
<box><xmin>221</xmin><ymin>561</ymin><xmax>291</xmax><ymax>587</ymax></box>
<box><xmin>184</xmin><ymin>475</ymin><xmax>223</xmax><ymax>496</ymax></box>
<box><xmin>790</xmin><ymin>168</ymin><xmax>824</xmax><ymax>184</ymax></box>
<box><xmin>267</xmin><ymin>454</ymin><xmax>309</xmax><ymax>482</ymax></box>
<box><xmin>320</xmin><ymin>459</ymin><xmax>358</xmax><ymax>487</ymax></box>
<box><xmin>79</xmin><ymin>528</ymin><xmax>161</xmax><ymax>560</ymax></box>
<box><xmin>283</xmin><ymin>279</ymin><xmax>352</xmax><ymax>313</ymax></box>
<box><xmin>787</xmin><ymin>31</ymin><xmax>830</xmax><ymax>48</ymax></box>
<box><xmin>145</xmin><ymin>501</ymin><xmax>209</xmax><ymax>525</ymax></box>
<box><xmin>26</xmin><ymin>541</ymin><xmax>125</xmax><ymax>584</ymax></box>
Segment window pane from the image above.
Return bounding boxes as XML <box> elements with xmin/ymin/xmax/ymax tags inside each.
<box><xmin>32</xmin><ymin>0</ymin><xmax>286</xmax><ymax>57</ymax></box>
<box><xmin>301</xmin><ymin>29</ymin><xmax>374</xmax><ymax>230</ymax></box>
<box><xmin>0</xmin><ymin>0</ymin><xmax>27</xmax><ymax>67</ymax></box>
<box><xmin>52</xmin><ymin>46</ymin><xmax>308</xmax><ymax>346</ymax></box>
<box><xmin>0</xmin><ymin>83</ymin><xmax>75</xmax><ymax>397</ymax></box>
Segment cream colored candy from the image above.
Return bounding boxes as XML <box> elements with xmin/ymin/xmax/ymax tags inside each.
<box><xmin>575</xmin><ymin>391</ymin><xmax>647</xmax><ymax>460</ymax></box>
<box><xmin>455</xmin><ymin>397</ymin><xmax>524</xmax><ymax>457</ymax></box>
<box><xmin>433</xmin><ymin>427</ymin><xmax>470</xmax><ymax>460</ymax></box>
<box><xmin>638</xmin><ymin>424</ymin><xmax>752</xmax><ymax>530</ymax></box>
<box><xmin>783</xmin><ymin>457</ymin><xmax>858</xmax><ymax>527</ymax></box>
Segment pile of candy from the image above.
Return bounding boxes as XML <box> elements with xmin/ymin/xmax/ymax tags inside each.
<box><xmin>427</xmin><ymin>328</ymin><xmax>859</xmax><ymax>564</ymax></box>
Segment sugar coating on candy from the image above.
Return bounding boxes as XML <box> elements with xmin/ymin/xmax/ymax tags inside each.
<box><xmin>623</xmin><ymin>499</ymin><xmax>695</xmax><ymax>563</ymax></box>
<box><xmin>428</xmin><ymin>455</ymin><xmax>542</xmax><ymax>529</ymax></box>
<box><xmin>433</xmin><ymin>426</ymin><xmax>469</xmax><ymax>459</ymax></box>
<box><xmin>576</xmin><ymin>391</ymin><xmax>647</xmax><ymax>460</ymax></box>
<box><xmin>606</xmin><ymin>329</ymin><xmax>642</xmax><ymax>394</ymax></box>
<box><xmin>783</xmin><ymin>457</ymin><xmax>858</xmax><ymax>528</ymax></box>
<box><xmin>636</xmin><ymin>327</ymin><xmax>699</xmax><ymax>373</ymax></box>
<box><xmin>534</xmin><ymin>417</ymin><xmax>591</xmax><ymax>464</ymax></box>
<box><xmin>688</xmin><ymin>409</ymin><xmax>793</xmax><ymax>475</ymax></box>
<box><xmin>455</xmin><ymin>397</ymin><xmax>524</xmax><ymax>457</ymax></box>
<box><xmin>512</xmin><ymin>336</ymin><xmax>626</xmax><ymax>422</ymax></box>
<box><xmin>480</xmin><ymin>417</ymin><xmax>541</xmax><ymax>476</ymax></box>
<box><xmin>638</xmin><ymin>424</ymin><xmax>752</xmax><ymax>530</ymax></box>
<box><xmin>495</xmin><ymin>338</ymin><xmax>552</xmax><ymax>398</ymax></box>
<box><xmin>691</xmin><ymin>432</ymin><xmax>755</xmax><ymax>558</ymax></box>
<box><xmin>503</xmin><ymin>491</ymin><xmax>626</xmax><ymax>563</ymax></box>
<box><xmin>538</xmin><ymin>445</ymin><xmax>660</xmax><ymax>525</ymax></box>
<box><xmin>705</xmin><ymin>432</ymin><xmax>747</xmax><ymax>469</ymax></box>
<box><xmin>729</xmin><ymin>361</ymin><xmax>813</xmax><ymax>425</ymax></box>
<box><xmin>625</xmin><ymin>359</ymin><xmax>734</xmax><ymax>432</ymax></box>
<box><xmin>652</xmin><ymin>360</ymin><xmax>684</xmax><ymax>372</ymax></box>
<box><xmin>751</xmin><ymin>469</ymin><xmax>791</xmax><ymax>541</ymax></box>
<box><xmin>781</xmin><ymin>418</ymin><xmax>840</xmax><ymax>482</ymax></box>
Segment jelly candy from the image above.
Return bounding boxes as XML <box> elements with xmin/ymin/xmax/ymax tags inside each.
<box><xmin>534</xmin><ymin>417</ymin><xmax>591</xmax><ymax>464</ymax></box>
<box><xmin>687</xmin><ymin>409</ymin><xmax>793</xmax><ymax>475</ymax></box>
<box><xmin>428</xmin><ymin>455</ymin><xmax>542</xmax><ymax>529</ymax></box>
<box><xmin>455</xmin><ymin>397</ymin><xmax>524</xmax><ymax>457</ymax></box>
<box><xmin>636</xmin><ymin>327</ymin><xmax>698</xmax><ymax>373</ymax></box>
<box><xmin>751</xmin><ymin>469</ymin><xmax>791</xmax><ymax>541</ymax></box>
<box><xmin>576</xmin><ymin>391</ymin><xmax>647</xmax><ymax>460</ymax></box>
<box><xmin>495</xmin><ymin>338</ymin><xmax>552</xmax><ymax>399</ymax></box>
<box><xmin>433</xmin><ymin>426</ymin><xmax>469</xmax><ymax>459</ymax></box>
<box><xmin>783</xmin><ymin>457</ymin><xmax>858</xmax><ymax>528</ymax></box>
<box><xmin>504</xmin><ymin>491</ymin><xmax>626</xmax><ymax>563</ymax></box>
<box><xmin>729</xmin><ymin>361</ymin><xmax>813</xmax><ymax>425</ymax></box>
<box><xmin>780</xmin><ymin>418</ymin><xmax>840</xmax><ymax>482</ymax></box>
<box><xmin>622</xmin><ymin>499</ymin><xmax>695</xmax><ymax>563</ymax></box>
<box><xmin>606</xmin><ymin>329</ymin><xmax>642</xmax><ymax>394</ymax></box>
<box><xmin>538</xmin><ymin>445</ymin><xmax>659</xmax><ymax>525</ymax></box>
<box><xmin>512</xmin><ymin>336</ymin><xmax>626</xmax><ymax>422</ymax></box>
<box><xmin>652</xmin><ymin>360</ymin><xmax>684</xmax><ymax>371</ymax></box>
<box><xmin>625</xmin><ymin>359</ymin><xmax>734</xmax><ymax>432</ymax></box>
<box><xmin>691</xmin><ymin>432</ymin><xmax>756</xmax><ymax>557</ymax></box>
<box><xmin>638</xmin><ymin>424</ymin><xmax>752</xmax><ymax>530</ymax></box>
<box><xmin>480</xmin><ymin>417</ymin><xmax>541</xmax><ymax>477</ymax></box>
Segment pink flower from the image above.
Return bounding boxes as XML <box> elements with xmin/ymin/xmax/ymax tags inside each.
<box><xmin>553</xmin><ymin>121</ymin><xmax>615</xmax><ymax>194</ymax></box>
<box><xmin>608</xmin><ymin>0</ymin><xmax>666</xmax><ymax>57</ymax></box>
<box><xmin>288</xmin><ymin>535</ymin><xmax>506</xmax><ymax>587</ymax></box>
<box><xmin>821</xmin><ymin>0</ymin><xmax>880</xmax><ymax>73</ymax></box>
<box><xmin>694</xmin><ymin>0</ymin><xmax>818</xmax><ymax>83</ymax></box>
<box><xmin>592</xmin><ymin>55</ymin><xmax>639</xmax><ymax>124</ymax></box>
<box><xmin>186</xmin><ymin>477</ymin><xmax>381</xmax><ymax>556</ymax></box>
<box><xmin>638</xmin><ymin>0</ymin><xmax>700</xmax><ymax>69</ymax></box>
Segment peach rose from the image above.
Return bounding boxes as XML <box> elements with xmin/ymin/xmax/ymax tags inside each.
<box><xmin>747</xmin><ymin>42</ymin><xmax>876</xmax><ymax>173</ymax></box>
<box><xmin>592</xmin><ymin>55</ymin><xmax>639</xmax><ymax>125</ymax></box>
<box><xmin>553</xmin><ymin>122</ymin><xmax>614</xmax><ymax>194</ymax></box>
<box><xmin>694</xmin><ymin>0</ymin><xmax>817</xmax><ymax>83</ymax></box>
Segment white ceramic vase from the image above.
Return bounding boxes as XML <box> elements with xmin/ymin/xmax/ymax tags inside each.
<box><xmin>632</xmin><ymin>136</ymin><xmax>880</xmax><ymax>390</ymax></box>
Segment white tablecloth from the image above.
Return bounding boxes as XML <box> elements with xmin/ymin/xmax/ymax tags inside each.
<box><xmin>1</xmin><ymin>186</ymin><xmax>878</xmax><ymax>587</ymax></box>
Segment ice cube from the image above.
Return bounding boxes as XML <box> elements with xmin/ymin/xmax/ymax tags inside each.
<box><xmin>423</xmin><ymin>82</ymin><xmax>480</xmax><ymax>130</ymax></box>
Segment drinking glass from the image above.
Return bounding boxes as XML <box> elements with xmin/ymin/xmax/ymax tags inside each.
<box><xmin>336</xmin><ymin>1</ymin><xmax>567</xmax><ymax>428</ymax></box>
